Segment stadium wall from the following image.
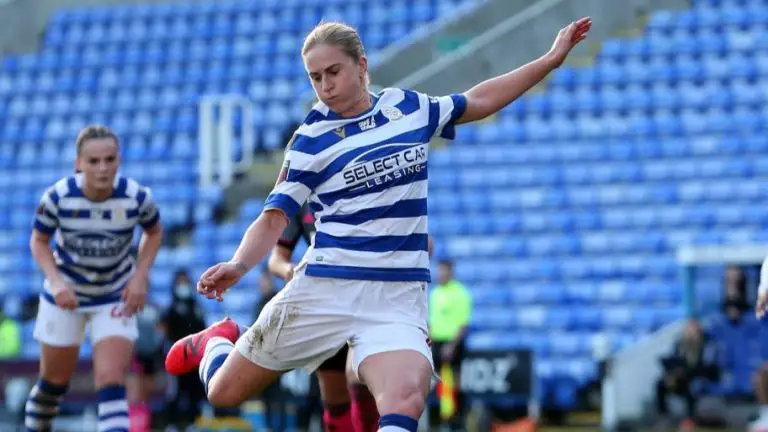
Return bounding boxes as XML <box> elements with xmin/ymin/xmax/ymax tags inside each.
<box><xmin>395</xmin><ymin>0</ymin><xmax>688</xmax><ymax>95</ymax></box>
<box><xmin>0</xmin><ymin>0</ymin><xmax>201</xmax><ymax>56</ymax></box>
<box><xmin>602</xmin><ymin>320</ymin><xmax>686</xmax><ymax>430</ymax></box>
<box><xmin>369</xmin><ymin>0</ymin><xmax>533</xmax><ymax>86</ymax></box>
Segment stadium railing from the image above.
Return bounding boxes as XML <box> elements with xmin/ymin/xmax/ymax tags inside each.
<box><xmin>395</xmin><ymin>0</ymin><xmax>687</xmax><ymax>96</ymax></box>
<box><xmin>601</xmin><ymin>319</ymin><xmax>685</xmax><ymax>430</ymax></box>
<box><xmin>198</xmin><ymin>94</ymin><xmax>254</xmax><ymax>188</ymax></box>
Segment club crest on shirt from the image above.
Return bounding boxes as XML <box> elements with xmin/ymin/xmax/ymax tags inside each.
<box><xmin>381</xmin><ymin>106</ymin><xmax>403</xmax><ymax>121</ymax></box>
<box><xmin>91</xmin><ymin>209</ymin><xmax>103</xmax><ymax>220</ymax></box>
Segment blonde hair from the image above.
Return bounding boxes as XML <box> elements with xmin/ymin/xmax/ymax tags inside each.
<box><xmin>76</xmin><ymin>124</ymin><xmax>119</xmax><ymax>155</ymax></box>
<box><xmin>302</xmin><ymin>21</ymin><xmax>370</xmax><ymax>88</ymax></box>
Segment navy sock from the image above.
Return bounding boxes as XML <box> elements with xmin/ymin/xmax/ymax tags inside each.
<box><xmin>24</xmin><ymin>379</ymin><xmax>68</xmax><ymax>432</ymax></box>
<box><xmin>378</xmin><ymin>413</ymin><xmax>418</xmax><ymax>432</ymax></box>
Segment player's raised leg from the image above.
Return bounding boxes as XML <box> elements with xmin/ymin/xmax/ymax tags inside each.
<box><xmin>165</xmin><ymin>317</ymin><xmax>282</xmax><ymax>407</ymax></box>
<box><xmin>201</xmin><ymin>337</ymin><xmax>282</xmax><ymax>407</ymax></box>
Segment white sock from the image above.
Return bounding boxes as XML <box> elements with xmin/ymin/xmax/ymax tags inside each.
<box><xmin>379</xmin><ymin>427</ymin><xmax>410</xmax><ymax>432</ymax></box>
<box><xmin>96</xmin><ymin>385</ymin><xmax>129</xmax><ymax>432</ymax></box>
<box><xmin>198</xmin><ymin>336</ymin><xmax>233</xmax><ymax>393</ymax></box>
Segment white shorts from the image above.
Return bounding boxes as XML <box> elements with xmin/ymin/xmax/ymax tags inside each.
<box><xmin>33</xmin><ymin>297</ymin><xmax>138</xmax><ymax>347</ymax></box>
<box><xmin>235</xmin><ymin>270</ymin><xmax>433</xmax><ymax>377</ymax></box>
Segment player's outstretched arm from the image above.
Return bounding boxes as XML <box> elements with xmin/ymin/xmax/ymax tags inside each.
<box><xmin>456</xmin><ymin>17</ymin><xmax>591</xmax><ymax>125</ymax></box>
<box><xmin>231</xmin><ymin>210</ymin><xmax>289</xmax><ymax>273</ymax></box>
<box><xmin>198</xmin><ymin>210</ymin><xmax>288</xmax><ymax>300</ymax></box>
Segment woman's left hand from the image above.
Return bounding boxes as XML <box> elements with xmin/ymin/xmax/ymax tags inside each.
<box><xmin>121</xmin><ymin>275</ymin><xmax>148</xmax><ymax>317</ymax></box>
<box><xmin>546</xmin><ymin>17</ymin><xmax>592</xmax><ymax>68</ymax></box>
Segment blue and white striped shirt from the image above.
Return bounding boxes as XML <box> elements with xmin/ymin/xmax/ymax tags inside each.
<box><xmin>34</xmin><ymin>174</ymin><xmax>160</xmax><ymax>308</ymax></box>
<box><xmin>264</xmin><ymin>87</ymin><xmax>466</xmax><ymax>282</ymax></box>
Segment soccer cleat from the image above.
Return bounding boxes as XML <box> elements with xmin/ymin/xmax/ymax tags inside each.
<box><xmin>164</xmin><ymin>317</ymin><xmax>240</xmax><ymax>376</ymax></box>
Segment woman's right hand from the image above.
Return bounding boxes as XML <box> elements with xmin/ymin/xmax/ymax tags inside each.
<box><xmin>198</xmin><ymin>261</ymin><xmax>248</xmax><ymax>301</ymax></box>
<box><xmin>52</xmin><ymin>281</ymin><xmax>79</xmax><ymax>310</ymax></box>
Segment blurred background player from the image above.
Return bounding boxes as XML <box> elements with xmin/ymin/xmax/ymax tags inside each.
<box><xmin>160</xmin><ymin>269</ymin><xmax>208</xmax><ymax>430</ymax></box>
<box><xmin>268</xmin><ymin>202</ymin><xmax>381</xmax><ymax>432</ymax></box>
<box><xmin>127</xmin><ymin>298</ymin><xmax>164</xmax><ymax>432</ymax></box>
<box><xmin>0</xmin><ymin>298</ymin><xmax>21</xmax><ymax>360</ymax></box>
<box><xmin>427</xmin><ymin>258</ymin><xmax>472</xmax><ymax>431</ymax></box>
<box><xmin>26</xmin><ymin>125</ymin><xmax>163</xmax><ymax>432</ymax></box>
<box><xmin>253</xmin><ymin>268</ymin><xmax>289</xmax><ymax>431</ymax></box>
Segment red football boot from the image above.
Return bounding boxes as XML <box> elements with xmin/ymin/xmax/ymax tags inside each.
<box><xmin>164</xmin><ymin>317</ymin><xmax>240</xmax><ymax>376</ymax></box>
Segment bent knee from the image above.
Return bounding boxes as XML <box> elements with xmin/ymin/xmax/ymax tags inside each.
<box><xmin>207</xmin><ymin>379</ymin><xmax>245</xmax><ymax>409</ymax></box>
<box><xmin>377</xmin><ymin>384</ymin><xmax>425</xmax><ymax>418</ymax></box>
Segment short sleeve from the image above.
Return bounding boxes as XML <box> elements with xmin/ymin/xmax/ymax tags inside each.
<box><xmin>263</xmin><ymin>134</ymin><xmax>319</xmax><ymax>219</ymax></box>
<box><xmin>426</xmin><ymin>93</ymin><xmax>467</xmax><ymax>141</ymax></box>
<box><xmin>34</xmin><ymin>188</ymin><xmax>59</xmax><ymax>234</ymax></box>
<box><xmin>760</xmin><ymin>256</ymin><xmax>768</xmax><ymax>293</ymax></box>
<box><xmin>137</xmin><ymin>186</ymin><xmax>160</xmax><ymax>229</ymax></box>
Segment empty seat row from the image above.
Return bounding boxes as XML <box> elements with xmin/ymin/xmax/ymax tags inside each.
<box><xmin>431</xmin><ymin>137</ymin><xmax>768</xmax><ymax>165</ymax></box>
<box><xmin>49</xmin><ymin>0</ymin><xmax>441</xmax><ymax>31</ymax></box>
<box><xmin>430</xmin><ymin>160</ymin><xmax>764</xmax><ymax>187</ymax></box>
<box><xmin>451</xmin><ymin>256</ymin><xmax>680</xmax><ymax>283</ymax></box>
<box><xmin>468</xmin><ymin>306</ymin><xmax>684</xmax><ymax>332</ymax></box>
<box><xmin>469</xmin><ymin>282</ymin><xmax>682</xmax><ymax>306</ymax></box>
<box><xmin>48</xmin><ymin>13</ymin><xmax>430</xmax><ymax>47</ymax></box>
<box><xmin>428</xmin><ymin>181</ymin><xmax>768</xmax><ymax>214</ymax></box>
<box><xmin>440</xmin><ymin>228</ymin><xmax>768</xmax><ymax>259</ymax></box>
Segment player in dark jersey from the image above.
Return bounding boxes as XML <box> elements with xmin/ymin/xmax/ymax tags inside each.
<box><xmin>268</xmin><ymin>203</ymin><xmax>380</xmax><ymax>432</ymax></box>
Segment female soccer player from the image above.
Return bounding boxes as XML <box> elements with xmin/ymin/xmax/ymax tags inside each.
<box><xmin>26</xmin><ymin>125</ymin><xmax>163</xmax><ymax>432</ymax></box>
<box><xmin>166</xmin><ymin>18</ymin><xmax>591</xmax><ymax>432</ymax></box>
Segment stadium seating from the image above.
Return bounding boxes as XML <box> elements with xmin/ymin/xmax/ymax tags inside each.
<box><xmin>428</xmin><ymin>0</ymin><xmax>768</xmax><ymax>397</ymax></box>
<box><xmin>0</xmin><ymin>0</ymin><xmax>476</xmax><ymax>360</ymax></box>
